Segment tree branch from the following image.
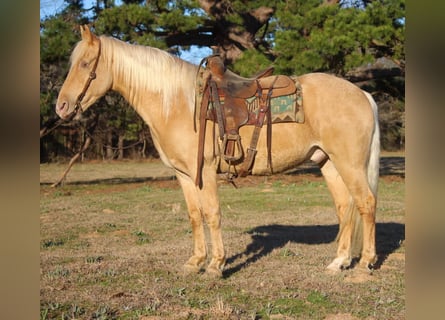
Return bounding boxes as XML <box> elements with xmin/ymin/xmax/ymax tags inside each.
<box><xmin>40</xmin><ymin>117</ymin><xmax>65</xmax><ymax>138</ymax></box>
<box><xmin>345</xmin><ymin>57</ymin><xmax>405</xmax><ymax>82</ymax></box>
<box><xmin>163</xmin><ymin>29</ymin><xmax>216</xmax><ymax>47</ymax></box>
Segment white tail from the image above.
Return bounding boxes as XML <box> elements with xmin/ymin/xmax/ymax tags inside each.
<box><xmin>364</xmin><ymin>91</ymin><xmax>381</xmax><ymax>197</ymax></box>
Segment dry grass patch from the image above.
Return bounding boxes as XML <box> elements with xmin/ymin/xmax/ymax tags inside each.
<box><xmin>40</xmin><ymin>159</ymin><xmax>404</xmax><ymax>319</ymax></box>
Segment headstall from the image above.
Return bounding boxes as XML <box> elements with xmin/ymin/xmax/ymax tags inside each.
<box><xmin>73</xmin><ymin>38</ymin><xmax>102</xmax><ymax>116</ymax></box>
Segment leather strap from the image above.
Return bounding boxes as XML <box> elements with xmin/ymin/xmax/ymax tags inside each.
<box><xmin>195</xmin><ymin>82</ymin><xmax>211</xmax><ymax>188</ymax></box>
<box><xmin>210</xmin><ymin>80</ymin><xmax>225</xmax><ymax>140</ymax></box>
<box><xmin>238</xmin><ymin>100</ymin><xmax>269</xmax><ymax>177</ymax></box>
<box><xmin>238</xmin><ymin>76</ymin><xmax>278</xmax><ymax>177</ymax></box>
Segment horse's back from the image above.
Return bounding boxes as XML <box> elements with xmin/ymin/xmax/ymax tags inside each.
<box><xmin>298</xmin><ymin>72</ymin><xmax>368</xmax><ymax>102</ymax></box>
<box><xmin>297</xmin><ymin>72</ymin><xmax>374</xmax><ymax>126</ymax></box>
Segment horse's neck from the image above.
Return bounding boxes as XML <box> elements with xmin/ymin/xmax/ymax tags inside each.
<box><xmin>106</xmin><ymin>38</ymin><xmax>197</xmax><ymax>125</ymax></box>
<box><xmin>108</xmin><ymin>49</ymin><xmax>159</xmax><ymax>111</ymax></box>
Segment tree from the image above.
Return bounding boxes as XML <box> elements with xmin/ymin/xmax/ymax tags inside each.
<box><xmin>40</xmin><ymin>0</ymin><xmax>405</xmax><ymax>161</ymax></box>
<box><xmin>40</xmin><ymin>2</ymin><xmax>88</xmax><ymax>162</ymax></box>
<box><xmin>40</xmin><ymin>1</ymin><xmax>155</xmax><ymax>163</ymax></box>
<box><xmin>97</xmin><ymin>0</ymin><xmax>405</xmax><ymax>150</ymax></box>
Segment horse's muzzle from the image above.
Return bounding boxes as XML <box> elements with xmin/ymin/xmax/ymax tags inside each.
<box><xmin>56</xmin><ymin>100</ymin><xmax>79</xmax><ymax>120</ymax></box>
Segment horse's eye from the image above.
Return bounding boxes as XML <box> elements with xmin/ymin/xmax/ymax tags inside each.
<box><xmin>80</xmin><ymin>61</ymin><xmax>89</xmax><ymax>68</ymax></box>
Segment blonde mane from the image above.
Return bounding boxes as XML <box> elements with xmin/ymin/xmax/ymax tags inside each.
<box><xmin>99</xmin><ymin>35</ymin><xmax>198</xmax><ymax>117</ymax></box>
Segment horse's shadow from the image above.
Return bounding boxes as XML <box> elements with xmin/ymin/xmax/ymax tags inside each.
<box><xmin>284</xmin><ymin>156</ymin><xmax>405</xmax><ymax>178</ymax></box>
<box><xmin>224</xmin><ymin>222</ymin><xmax>405</xmax><ymax>277</ymax></box>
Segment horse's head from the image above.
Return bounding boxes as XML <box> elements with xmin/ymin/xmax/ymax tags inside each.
<box><xmin>56</xmin><ymin>25</ymin><xmax>112</xmax><ymax>120</ymax></box>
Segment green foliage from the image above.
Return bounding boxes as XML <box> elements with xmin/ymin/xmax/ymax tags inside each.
<box><xmin>232</xmin><ymin>49</ymin><xmax>272</xmax><ymax>77</ymax></box>
<box><xmin>40</xmin><ymin>17</ymin><xmax>80</xmax><ymax>63</ymax></box>
<box><xmin>158</xmin><ymin>7</ymin><xmax>204</xmax><ymax>33</ymax></box>
<box><xmin>95</xmin><ymin>1</ymin><xmax>205</xmax><ymax>49</ymax></box>
<box><xmin>133</xmin><ymin>230</ymin><xmax>150</xmax><ymax>244</ymax></box>
<box><xmin>40</xmin><ymin>0</ymin><xmax>405</xmax><ymax>161</ymax></box>
<box><xmin>95</xmin><ymin>4</ymin><xmax>156</xmax><ymax>43</ymax></box>
<box><xmin>274</xmin><ymin>0</ymin><xmax>404</xmax><ymax>75</ymax></box>
<box><xmin>122</xmin><ymin>0</ymin><xmax>145</xmax><ymax>4</ymax></box>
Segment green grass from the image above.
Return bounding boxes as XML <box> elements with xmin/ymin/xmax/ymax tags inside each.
<box><xmin>40</xmin><ymin>161</ymin><xmax>405</xmax><ymax>319</ymax></box>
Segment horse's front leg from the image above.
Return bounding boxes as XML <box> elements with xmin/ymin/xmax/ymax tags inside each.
<box><xmin>197</xmin><ymin>165</ymin><xmax>225</xmax><ymax>277</ymax></box>
<box><xmin>176</xmin><ymin>169</ymin><xmax>225</xmax><ymax>277</ymax></box>
<box><xmin>176</xmin><ymin>172</ymin><xmax>207</xmax><ymax>274</ymax></box>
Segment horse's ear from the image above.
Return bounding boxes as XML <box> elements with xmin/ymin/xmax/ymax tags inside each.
<box><xmin>79</xmin><ymin>25</ymin><xmax>96</xmax><ymax>44</ymax></box>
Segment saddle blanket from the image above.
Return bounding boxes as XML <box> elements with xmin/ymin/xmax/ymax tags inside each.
<box><xmin>213</xmin><ymin>76</ymin><xmax>304</xmax><ymax>124</ymax></box>
<box><xmin>245</xmin><ymin>90</ymin><xmax>304</xmax><ymax>123</ymax></box>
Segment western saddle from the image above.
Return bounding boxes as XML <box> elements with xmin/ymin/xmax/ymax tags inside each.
<box><xmin>195</xmin><ymin>55</ymin><xmax>299</xmax><ymax>187</ymax></box>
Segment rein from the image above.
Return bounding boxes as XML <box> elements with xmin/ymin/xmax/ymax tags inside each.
<box><xmin>73</xmin><ymin>38</ymin><xmax>102</xmax><ymax>116</ymax></box>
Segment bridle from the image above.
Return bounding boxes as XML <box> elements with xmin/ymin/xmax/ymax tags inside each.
<box><xmin>72</xmin><ymin>38</ymin><xmax>102</xmax><ymax>116</ymax></box>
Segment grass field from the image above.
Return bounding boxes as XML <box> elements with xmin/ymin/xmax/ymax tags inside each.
<box><xmin>40</xmin><ymin>155</ymin><xmax>405</xmax><ymax>319</ymax></box>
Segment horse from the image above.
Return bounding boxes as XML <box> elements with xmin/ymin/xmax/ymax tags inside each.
<box><xmin>55</xmin><ymin>25</ymin><xmax>380</xmax><ymax>277</ymax></box>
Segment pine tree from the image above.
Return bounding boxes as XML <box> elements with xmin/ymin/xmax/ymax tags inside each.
<box><xmin>40</xmin><ymin>0</ymin><xmax>405</xmax><ymax>160</ymax></box>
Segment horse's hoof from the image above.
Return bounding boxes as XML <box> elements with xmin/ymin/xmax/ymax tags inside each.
<box><xmin>183</xmin><ymin>263</ymin><xmax>201</xmax><ymax>275</ymax></box>
<box><xmin>183</xmin><ymin>256</ymin><xmax>206</xmax><ymax>275</ymax></box>
<box><xmin>357</xmin><ymin>261</ymin><xmax>375</xmax><ymax>274</ymax></box>
<box><xmin>326</xmin><ymin>263</ymin><xmax>342</xmax><ymax>274</ymax></box>
<box><xmin>205</xmin><ymin>265</ymin><xmax>223</xmax><ymax>278</ymax></box>
<box><xmin>326</xmin><ymin>257</ymin><xmax>351</xmax><ymax>273</ymax></box>
<box><xmin>358</xmin><ymin>255</ymin><xmax>377</xmax><ymax>271</ymax></box>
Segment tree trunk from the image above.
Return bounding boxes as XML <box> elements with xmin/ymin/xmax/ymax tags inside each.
<box><xmin>106</xmin><ymin>130</ymin><xmax>114</xmax><ymax>159</ymax></box>
<box><xmin>198</xmin><ymin>0</ymin><xmax>274</xmax><ymax>63</ymax></box>
<box><xmin>345</xmin><ymin>57</ymin><xmax>405</xmax><ymax>82</ymax></box>
<box><xmin>117</xmin><ymin>134</ymin><xmax>124</xmax><ymax>160</ymax></box>
<box><xmin>140</xmin><ymin>131</ymin><xmax>146</xmax><ymax>158</ymax></box>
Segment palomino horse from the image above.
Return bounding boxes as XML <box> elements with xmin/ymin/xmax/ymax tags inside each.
<box><xmin>56</xmin><ymin>26</ymin><xmax>380</xmax><ymax>277</ymax></box>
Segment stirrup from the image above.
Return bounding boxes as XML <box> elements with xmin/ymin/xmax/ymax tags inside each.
<box><xmin>222</xmin><ymin>133</ymin><xmax>243</xmax><ymax>162</ymax></box>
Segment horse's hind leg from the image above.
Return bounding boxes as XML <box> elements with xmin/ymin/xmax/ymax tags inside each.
<box><xmin>329</xmin><ymin>157</ymin><xmax>377</xmax><ymax>270</ymax></box>
<box><xmin>321</xmin><ymin>159</ymin><xmax>360</xmax><ymax>271</ymax></box>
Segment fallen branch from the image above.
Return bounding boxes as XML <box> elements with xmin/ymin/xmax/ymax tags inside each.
<box><xmin>50</xmin><ymin>112</ymin><xmax>99</xmax><ymax>187</ymax></box>
<box><xmin>51</xmin><ymin>135</ymin><xmax>92</xmax><ymax>188</ymax></box>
